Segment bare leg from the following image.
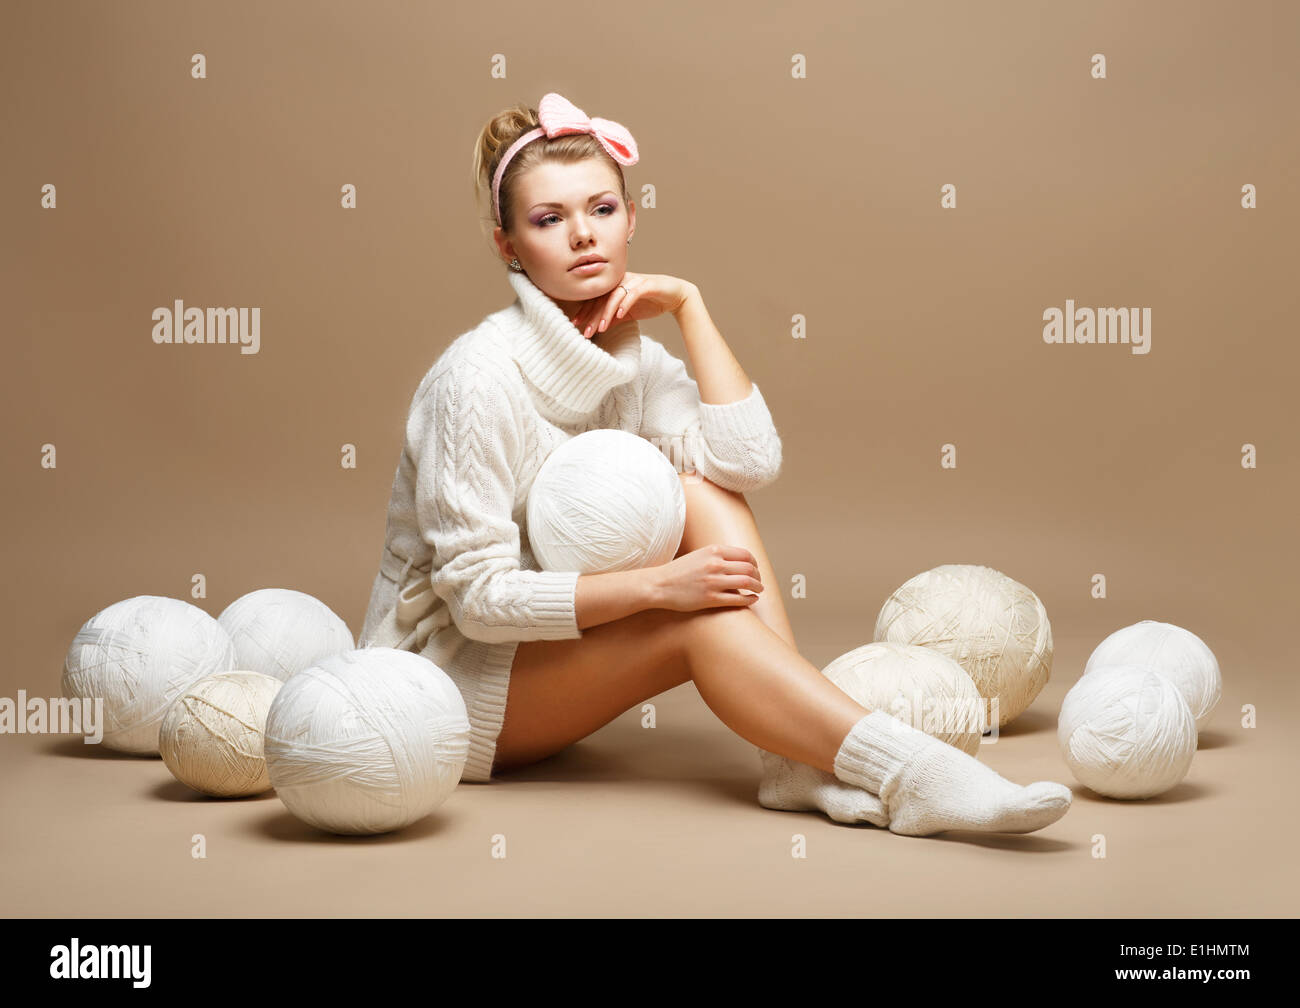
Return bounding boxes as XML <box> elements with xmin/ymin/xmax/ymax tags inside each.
<box><xmin>675</xmin><ymin>607</ymin><xmax>866</xmax><ymax>772</ymax></box>
<box><xmin>666</xmin><ymin>476</ymin><xmax>886</xmax><ymax>824</ymax></box>
<box><xmin>498</xmin><ymin>476</ymin><xmax>1070</xmax><ymax>835</ymax></box>
<box><xmin>668</xmin><ymin>480</ymin><xmax>1070</xmax><ymax>834</ymax></box>
<box><xmin>495</xmin><ymin>606</ymin><xmax>695</xmax><ymax>772</ymax></box>
<box><xmin>670</xmin><ymin>473</ymin><xmax>873</xmax><ymax>775</ymax></box>
<box><xmin>672</xmin><ymin>473</ymin><xmax>797</xmax><ymax>649</ymax></box>
<box><xmin>496</xmin><ymin>474</ymin><xmax>869</xmax><ymax>776</ymax></box>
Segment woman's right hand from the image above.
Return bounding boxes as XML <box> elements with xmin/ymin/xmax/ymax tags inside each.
<box><xmin>649</xmin><ymin>544</ymin><xmax>764</xmax><ymax>612</ymax></box>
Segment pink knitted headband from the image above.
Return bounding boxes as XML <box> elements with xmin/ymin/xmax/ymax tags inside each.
<box><xmin>491</xmin><ymin>92</ymin><xmax>639</xmax><ymax>227</ymax></box>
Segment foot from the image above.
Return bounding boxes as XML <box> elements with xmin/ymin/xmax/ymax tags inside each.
<box><xmin>757</xmin><ymin>748</ymin><xmax>889</xmax><ymax>827</ymax></box>
<box><xmin>881</xmin><ymin>727</ymin><xmax>1072</xmax><ymax>836</ymax></box>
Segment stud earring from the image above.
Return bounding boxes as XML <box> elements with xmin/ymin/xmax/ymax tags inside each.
<box><xmin>509</xmin><ymin>258</ymin><xmax>523</xmax><ymax>271</ymax></box>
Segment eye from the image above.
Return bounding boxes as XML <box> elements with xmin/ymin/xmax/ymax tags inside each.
<box><xmin>537</xmin><ymin>203</ymin><xmax>616</xmax><ymax>226</ymax></box>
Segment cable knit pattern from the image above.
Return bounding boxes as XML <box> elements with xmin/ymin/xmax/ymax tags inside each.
<box><xmin>358</xmin><ymin>268</ymin><xmax>783</xmax><ymax>783</ymax></box>
<box><xmin>640</xmin><ymin>337</ymin><xmax>783</xmax><ymax>492</ymax></box>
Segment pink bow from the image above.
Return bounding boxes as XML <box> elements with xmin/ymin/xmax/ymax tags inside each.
<box><xmin>535</xmin><ymin>92</ymin><xmax>639</xmax><ymax>166</ymax></box>
<box><xmin>492</xmin><ymin>92</ymin><xmax>639</xmax><ymax>226</ymax></box>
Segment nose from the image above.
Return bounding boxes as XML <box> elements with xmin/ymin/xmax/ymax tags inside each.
<box><xmin>570</xmin><ymin>219</ymin><xmax>595</xmax><ymax>245</ymax></box>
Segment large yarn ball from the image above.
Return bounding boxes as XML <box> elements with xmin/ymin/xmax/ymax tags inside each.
<box><xmin>1083</xmin><ymin>620</ymin><xmax>1221</xmax><ymax>730</ymax></box>
<box><xmin>526</xmin><ymin>428</ymin><xmax>686</xmax><ymax>574</ymax></box>
<box><xmin>263</xmin><ymin>648</ymin><xmax>470</xmax><ymax>835</ymax></box>
<box><xmin>821</xmin><ymin>642</ymin><xmax>986</xmax><ymax>755</ymax></box>
<box><xmin>217</xmin><ymin>588</ymin><xmax>355</xmax><ymax>683</ymax></box>
<box><xmin>1058</xmin><ymin>663</ymin><xmax>1198</xmax><ymax>799</ymax></box>
<box><xmin>874</xmin><ymin>564</ymin><xmax>1052</xmax><ymax>728</ymax></box>
<box><xmin>159</xmin><ymin>671</ymin><xmax>284</xmax><ymax>797</ymax></box>
<box><xmin>61</xmin><ymin>595</ymin><xmax>237</xmax><ymax>754</ymax></box>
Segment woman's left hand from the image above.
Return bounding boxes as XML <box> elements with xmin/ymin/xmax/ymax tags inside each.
<box><xmin>569</xmin><ymin>273</ymin><xmax>698</xmax><ymax>340</ymax></box>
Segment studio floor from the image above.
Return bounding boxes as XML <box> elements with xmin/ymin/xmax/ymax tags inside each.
<box><xmin>2</xmin><ymin>625</ymin><xmax>1292</xmax><ymax>918</ymax></box>
<box><xmin>5</xmin><ymin>0</ymin><xmax>1299</xmax><ymax>923</ymax></box>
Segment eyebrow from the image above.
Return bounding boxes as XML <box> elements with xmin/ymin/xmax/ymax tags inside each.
<box><xmin>529</xmin><ymin>191</ymin><xmax>618</xmax><ymax>212</ymax></box>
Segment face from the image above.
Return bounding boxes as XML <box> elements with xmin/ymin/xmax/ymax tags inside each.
<box><xmin>495</xmin><ymin>158</ymin><xmax>636</xmax><ymax>320</ymax></box>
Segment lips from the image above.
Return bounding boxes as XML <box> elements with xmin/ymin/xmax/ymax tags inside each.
<box><xmin>570</xmin><ymin>257</ymin><xmax>607</xmax><ymax>270</ymax></box>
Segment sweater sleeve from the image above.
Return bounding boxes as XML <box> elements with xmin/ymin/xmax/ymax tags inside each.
<box><xmin>637</xmin><ymin>335</ymin><xmax>783</xmax><ymax>493</ymax></box>
<box><xmin>410</xmin><ymin>359</ymin><xmax>583</xmax><ymax>644</ymax></box>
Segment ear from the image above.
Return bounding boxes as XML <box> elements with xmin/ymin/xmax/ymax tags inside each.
<box><xmin>492</xmin><ymin>225</ymin><xmax>513</xmax><ymax>263</ymax></box>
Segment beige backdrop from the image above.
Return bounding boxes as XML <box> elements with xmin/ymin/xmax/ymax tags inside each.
<box><xmin>2</xmin><ymin>0</ymin><xmax>1297</xmax><ymax>917</ymax></box>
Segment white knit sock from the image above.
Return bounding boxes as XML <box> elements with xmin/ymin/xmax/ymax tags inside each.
<box><xmin>756</xmin><ymin>747</ymin><xmax>889</xmax><ymax>827</ymax></box>
<box><xmin>831</xmin><ymin>710</ymin><xmax>1072</xmax><ymax>836</ymax></box>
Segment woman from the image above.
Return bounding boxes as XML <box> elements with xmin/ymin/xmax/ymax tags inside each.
<box><xmin>359</xmin><ymin>92</ymin><xmax>1073</xmax><ymax>837</ymax></box>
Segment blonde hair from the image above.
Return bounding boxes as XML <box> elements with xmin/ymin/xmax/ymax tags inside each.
<box><xmin>472</xmin><ymin>100</ymin><xmax>631</xmax><ymax>239</ymax></box>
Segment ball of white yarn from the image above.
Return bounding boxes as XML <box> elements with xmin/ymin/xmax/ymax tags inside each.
<box><xmin>1058</xmin><ymin>663</ymin><xmax>1198</xmax><ymax>799</ymax></box>
<box><xmin>159</xmin><ymin>671</ymin><xmax>284</xmax><ymax>797</ymax></box>
<box><xmin>263</xmin><ymin>648</ymin><xmax>470</xmax><ymax>835</ymax></box>
<box><xmin>526</xmin><ymin>428</ymin><xmax>686</xmax><ymax>574</ymax></box>
<box><xmin>61</xmin><ymin>595</ymin><xmax>237</xmax><ymax>754</ymax></box>
<box><xmin>874</xmin><ymin>564</ymin><xmax>1052</xmax><ymax>728</ymax></box>
<box><xmin>217</xmin><ymin>588</ymin><xmax>355</xmax><ymax>683</ymax></box>
<box><xmin>1083</xmin><ymin>620</ymin><xmax>1221</xmax><ymax>730</ymax></box>
<box><xmin>821</xmin><ymin>642</ymin><xmax>986</xmax><ymax>755</ymax></box>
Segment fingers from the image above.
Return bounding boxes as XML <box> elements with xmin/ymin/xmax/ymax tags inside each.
<box><xmin>572</xmin><ymin>290</ymin><xmax>625</xmax><ymax>339</ymax></box>
<box><xmin>719</xmin><ymin>562</ymin><xmax>762</xmax><ymax>589</ymax></box>
<box><xmin>711</xmin><ymin>589</ymin><xmax>761</xmax><ymax>608</ymax></box>
<box><xmin>709</xmin><ymin>549</ymin><xmax>763</xmax><ymax>596</ymax></box>
<box><xmin>722</xmin><ymin>574</ymin><xmax>764</xmax><ymax>593</ymax></box>
<box><xmin>710</xmin><ymin>544</ymin><xmax>760</xmax><ymax>567</ymax></box>
<box><xmin>569</xmin><ymin>278</ymin><xmax>641</xmax><ymax>338</ymax></box>
<box><xmin>571</xmin><ymin>306</ymin><xmax>598</xmax><ymax>340</ymax></box>
<box><xmin>598</xmin><ymin>283</ymin><xmax>635</xmax><ymax>333</ymax></box>
<box><xmin>700</xmin><ymin>546</ymin><xmax>760</xmax><ymax>584</ymax></box>
<box><xmin>569</xmin><ymin>300</ymin><xmax>600</xmax><ymax>338</ymax></box>
<box><xmin>584</xmin><ymin>300</ymin><xmax>605</xmax><ymax>338</ymax></box>
<box><xmin>614</xmin><ymin>280</ymin><xmax>638</xmax><ymax>320</ymax></box>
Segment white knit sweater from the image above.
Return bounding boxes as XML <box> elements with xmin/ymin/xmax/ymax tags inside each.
<box><xmin>358</xmin><ymin>267</ymin><xmax>783</xmax><ymax>782</ymax></box>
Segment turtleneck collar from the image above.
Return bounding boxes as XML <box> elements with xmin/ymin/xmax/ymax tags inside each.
<box><xmin>493</xmin><ymin>267</ymin><xmax>642</xmax><ymax>425</ymax></box>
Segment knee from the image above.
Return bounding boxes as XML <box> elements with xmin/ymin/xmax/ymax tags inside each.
<box><xmin>633</xmin><ymin>606</ymin><xmax>747</xmax><ymax>675</ymax></box>
<box><xmin>613</xmin><ymin>606</ymin><xmax>698</xmax><ymax>687</ymax></box>
<box><xmin>679</xmin><ymin>471</ymin><xmax>749</xmax><ymax>509</ymax></box>
<box><xmin>654</xmin><ymin>606</ymin><xmax>702</xmax><ymax>663</ymax></box>
<box><xmin>675</xmin><ymin>604</ymin><xmax>761</xmax><ymax>656</ymax></box>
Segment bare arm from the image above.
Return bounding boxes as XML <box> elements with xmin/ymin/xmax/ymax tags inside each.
<box><xmin>565</xmin><ymin>279</ymin><xmax>772</xmax><ymax>632</ymax></box>
<box><xmin>574</xmin><ymin>568</ymin><xmax>662</xmax><ymax>630</ymax></box>
<box><xmin>671</xmin><ymin>284</ymin><xmax>753</xmax><ymax>405</ymax></box>
<box><xmin>574</xmin><ymin>544</ymin><xmax>763</xmax><ymax>630</ymax></box>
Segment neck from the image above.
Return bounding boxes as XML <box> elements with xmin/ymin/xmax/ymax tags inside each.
<box><xmin>498</xmin><ymin>268</ymin><xmax>643</xmax><ymax>424</ymax></box>
<box><xmin>554</xmin><ymin>296</ymin><xmax>583</xmax><ymax>320</ymax></box>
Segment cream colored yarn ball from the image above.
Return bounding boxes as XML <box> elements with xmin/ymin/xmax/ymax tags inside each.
<box><xmin>159</xmin><ymin>671</ymin><xmax>284</xmax><ymax>797</ymax></box>
<box><xmin>1083</xmin><ymin>620</ymin><xmax>1221</xmax><ymax>730</ymax></box>
<box><xmin>61</xmin><ymin>595</ymin><xmax>237</xmax><ymax>754</ymax></box>
<box><xmin>874</xmin><ymin>564</ymin><xmax>1052</xmax><ymax>728</ymax></box>
<box><xmin>527</xmin><ymin>428</ymin><xmax>686</xmax><ymax>574</ymax></box>
<box><xmin>1058</xmin><ymin>663</ymin><xmax>1198</xmax><ymax>799</ymax></box>
<box><xmin>821</xmin><ymin>642</ymin><xmax>986</xmax><ymax>755</ymax></box>
<box><xmin>217</xmin><ymin>588</ymin><xmax>355</xmax><ymax>683</ymax></box>
<box><xmin>263</xmin><ymin>648</ymin><xmax>470</xmax><ymax>835</ymax></box>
